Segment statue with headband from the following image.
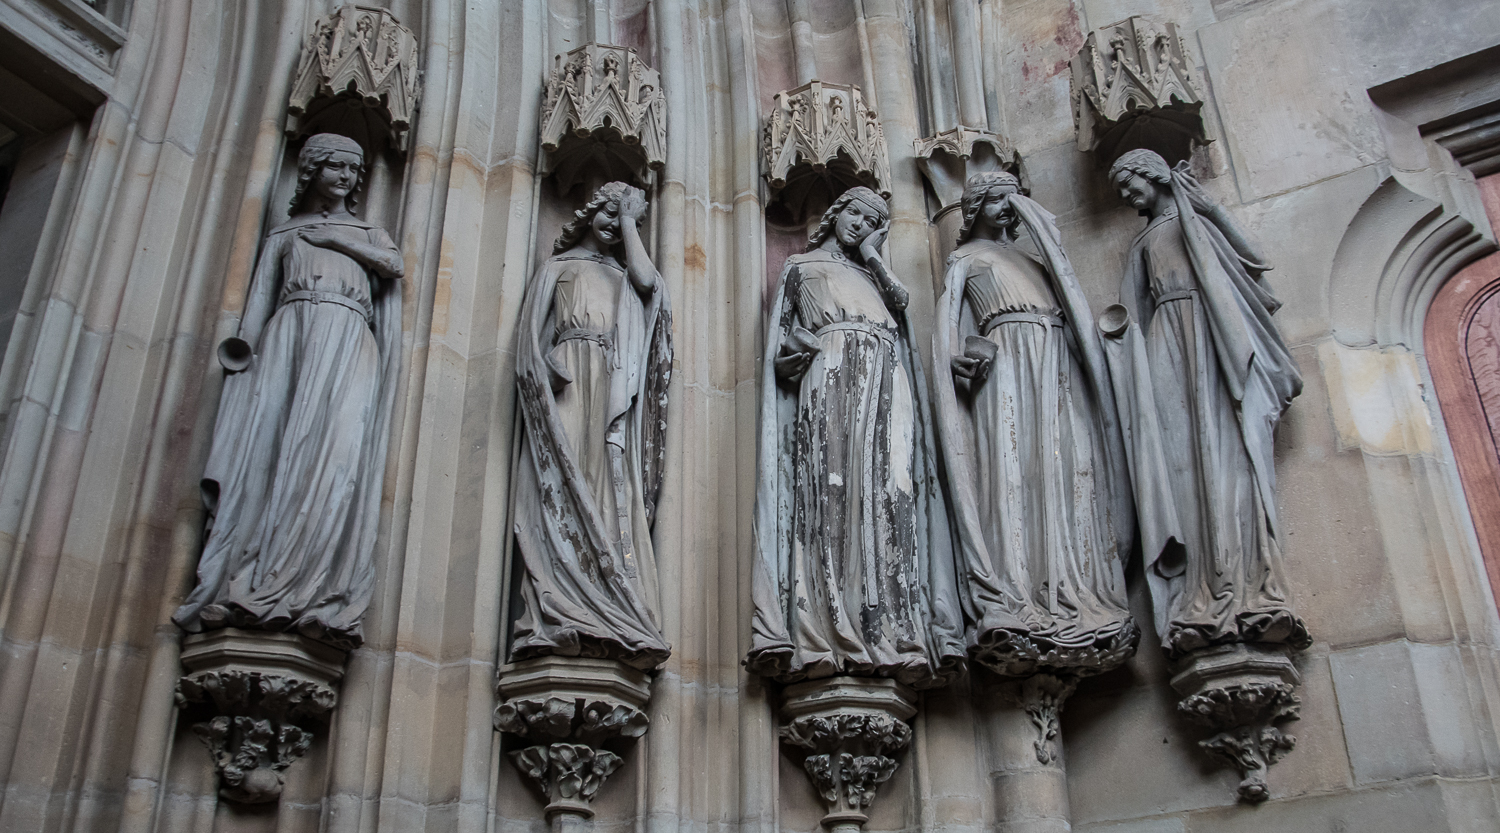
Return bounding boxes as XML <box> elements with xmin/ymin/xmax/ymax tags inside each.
<box><xmin>1099</xmin><ymin>149</ymin><xmax>1309</xmax><ymax>663</ymax></box>
<box><xmin>174</xmin><ymin>133</ymin><xmax>405</xmax><ymax>649</ymax></box>
<box><xmin>932</xmin><ymin>173</ymin><xmax>1143</xmax><ymax>711</ymax></box>
<box><xmin>508</xmin><ymin>181</ymin><xmax>673</xmax><ymax>670</ymax></box>
<box><xmin>747</xmin><ymin>186</ymin><xmax>963</xmax><ymax>690</ymax></box>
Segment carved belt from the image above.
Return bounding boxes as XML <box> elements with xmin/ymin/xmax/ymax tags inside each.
<box><xmin>981</xmin><ymin>310</ymin><xmax>1064</xmax><ymax>334</ymax></box>
<box><xmin>816</xmin><ymin>320</ymin><xmax>896</xmax><ymax>345</ymax></box>
<box><xmin>556</xmin><ymin>328</ymin><xmax>615</xmax><ymax>350</ymax></box>
<box><xmin>281</xmin><ymin>290</ymin><xmax>372</xmax><ymax>323</ymax></box>
<box><xmin>1155</xmin><ymin>289</ymin><xmax>1197</xmax><ymax>305</ymax></box>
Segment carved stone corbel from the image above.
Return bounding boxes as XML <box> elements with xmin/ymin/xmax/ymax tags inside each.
<box><xmin>287</xmin><ymin>4</ymin><xmax>422</xmax><ymax>152</ymax></box>
<box><xmin>539</xmin><ymin>43</ymin><xmax>667</xmax><ymax>193</ymax></box>
<box><xmin>778</xmin><ymin>677</ymin><xmax>916</xmax><ymax>833</ymax></box>
<box><xmin>495</xmin><ymin>657</ymin><xmax>652</xmax><ymax>827</ymax></box>
<box><xmin>762</xmin><ymin>81</ymin><xmax>891</xmax><ymax>223</ymax></box>
<box><xmin>1170</xmin><ymin>644</ymin><xmax>1302</xmax><ymax>803</ymax></box>
<box><xmin>175</xmin><ymin>629</ymin><xmax>345</xmax><ymax>804</ymax></box>
<box><xmin>1069</xmin><ymin>16</ymin><xmax>1206</xmax><ymax>166</ymax></box>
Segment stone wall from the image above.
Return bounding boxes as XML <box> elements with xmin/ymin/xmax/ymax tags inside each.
<box><xmin>0</xmin><ymin>0</ymin><xmax>1495</xmax><ymax>832</ymax></box>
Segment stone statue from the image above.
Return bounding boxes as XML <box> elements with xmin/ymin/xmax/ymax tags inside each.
<box><xmin>509</xmin><ymin>181</ymin><xmax>673</xmax><ymax>670</ymax></box>
<box><xmin>932</xmin><ymin>173</ymin><xmax>1139</xmax><ymax>690</ymax></box>
<box><xmin>174</xmin><ymin>133</ymin><xmax>404</xmax><ymax>650</ymax></box>
<box><xmin>748</xmin><ymin>186</ymin><xmax>963</xmax><ymax>690</ymax></box>
<box><xmin>1100</xmin><ymin>149</ymin><xmax>1309</xmax><ymax>659</ymax></box>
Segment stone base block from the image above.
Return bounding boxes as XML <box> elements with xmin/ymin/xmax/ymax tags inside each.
<box><xmin>175</xmin><ymin>629</ymin><xmax>347</xmax><ymax>804</ymax></box>
<box><xmin>779</xmin><ymin>677</ymin><xmax>917</xmax><ymax>833</ymax></box>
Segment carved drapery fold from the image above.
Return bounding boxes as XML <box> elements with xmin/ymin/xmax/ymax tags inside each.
<box><xmin>1069</xmin><ymin>16</ymin><xmax>1205</xmax><ymax>166</ymax></box>
<box><xmin>287</xmin><ymin>4</ymin><xmax>422</xmax><ymax>152</ymax></box>
<box><xmin>539</xmin><ymin>43</ymin><xmax>667</xmax><ymax>192</ymax></box>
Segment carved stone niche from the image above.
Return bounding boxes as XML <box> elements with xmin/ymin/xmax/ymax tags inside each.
<box><xmin>540</xmin><ymin>43</ymin><xmax>667</xmax><ymax>194</ymax></box>
<box><xmin>287</xmin><ymin>5</ymin><xmax>422</xmax><ymax>153</ymax></box>
<box><xmin>1069</xmin><ymin>16</ymin><xmax>1207</xmax><ymax>167</ymax></box>
<box><xmin>914</xmin><ymin>126</ymin><xmax>1023</xmax><ymax>261</ymax></box>
<box><xmin>175</xmin><ymin>629</ymin><xmax>345</xmax><ymax>804</ymax></box>
<box><xmin>778</xmin><ymin>677</ymin><xmax>916</xmax><ymax>833</ymax></box>
<box><xmin>1170</xmin><ymin>644</ymin><xmax>1302</xmax><ymax>804</ymax></box>
<box><xmin>494</xmin><ymin>657</ymin><xmax>652</xmax><ymax>829</ymax></box>
<box><xmin>762</xmin><ymin>81</ymin><xmax>891</xmax><ymax>225</ymax></box>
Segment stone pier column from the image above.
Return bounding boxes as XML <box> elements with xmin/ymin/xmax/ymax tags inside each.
<box><xmin>977</xmin><ymin>675</ymin><xmax>1073</xmax><ymax>833</ymax></box>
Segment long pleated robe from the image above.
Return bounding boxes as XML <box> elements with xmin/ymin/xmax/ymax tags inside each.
<box><xmin>934</xmin><ymin>217</ymin><xmax>1138</xmax><ymax>679</ymax></box>
<box><xmin>748</xmin><ymin>250</ymin><xmax>964</xmax><ymax>690</ymax></box>
<box><xmin>173</xmin><ymin>215</ymin><xmax>403</xmax><ymax>650</ymax></box>
<box><xmin>509</xmin><ymin>253</ymin><xmax>673</xmax><ymax>671</ymax></box>
<box><xmin>1102</xmin><ymin>181</ymin><xmax>1310</xmax><ymax>660</ymax></box>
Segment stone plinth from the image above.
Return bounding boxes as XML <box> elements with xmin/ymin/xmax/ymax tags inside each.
<box><xmin>1170</xmin><ymin>644</ymin><xmax>1302</xmax><ymax>803</ymax></box>
<box><xmin>1069</xmin><ymin>16</ymin><xmax>1206</xmax><ymax>166</ymax></box>
<box><xmin>779</xmin><ymin>677</ymin><xmax>917</xmax><ymax>833</ymax></box>
<box><xmin>175</xmin><ymin>629</ymin><xmax>346</xmax><ymax>804</ymax></box>
<box><xmin>286</xmin><ymin>4</ymin><xmax>422</xmax><ymax>152</ymax></box>
<box><xmin>495</xmin><ymin>657</ymin><xmax>652</xmax><ymax>828</ymax></box>
<box><xmin>539</xmin><ymin>43</ymin><xmax>667</xmax><ymax>193</ymax></box>
<box><xmin>762</xmin><ymin>81</ymin><xmax>890</xmax><ymax>223</ymax></box>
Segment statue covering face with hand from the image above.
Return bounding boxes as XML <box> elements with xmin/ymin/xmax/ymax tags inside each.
<box><xmin>747</xmin><ymin>187</ymin><xmax>963</xmax><ymax>690</ymax></box>
<box><xmin>932</xmin><ymin>172</ymin><xmax>1140</xmax><ymax>680</ymax></box>
<box><xmin>174</xmin><ymin>133</ymin><xmax>405</xmax><ymax>650</ymax></box>
<box><xmin>1099</xmin><ymin>149</ymin><xmax>1309</xmax><ymax>659</ymax></box>
<box><xmin>508</xmin><ymin>181</ymin><xmax>674</xmax><ymax>670</ymax></box>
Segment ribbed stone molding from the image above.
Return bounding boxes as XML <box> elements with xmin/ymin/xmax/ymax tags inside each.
<box><xmin>762</xmin><ymin>81</ymin><xmax>891</xmax><ymax>222</ymax></box>
<box><xmin>495</xmin><ymin>657</ymin><xmax>652</xmax><ymax>829</ymax></box>
<box><xmin>287</xmin><ymin>4</ymin><xmax>422</xmax><ymax>152</ymax></box>
<box><xmin>1170</xmin><ymin>644</ymin><xmax>1302</xmax><ymax>804</ymax></box>
<box><xmin>1069</xmin><ymin>16</ymin><xmax>1206</xmax><ymax>166</ymax></box>
<box><xmin>539</xmin><ymin>43</ymin><xmax>667</xmax><ymax>193</ymax></box>
<box><xmin>175</xmin><ymin>630</ymin><xmax>346</xmax><ymax>804</ymax></box>
<box><xmin>779</xmin><ymin>677</ymin><xmax>917</xmax><ymax>833</ymax></box>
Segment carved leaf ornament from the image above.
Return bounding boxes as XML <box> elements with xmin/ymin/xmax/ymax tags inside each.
<box><xmin>287</xmin><ymin>5</ymin><xmax>422</xmax><ymax>151</ymax></box>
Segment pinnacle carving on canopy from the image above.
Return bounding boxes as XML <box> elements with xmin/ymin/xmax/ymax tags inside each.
<box><xmin>1069</xmin><ymin>16</ymin><xmax>1206</xmax><ymax>166</ymax></box>
<box><xmin>287</xmin><ymin>5</ymin><xmax>421</xmax><ymax>152</ymax></box>
<box><xmin>762</xmin><ymin>81</ymin><xmax>891</xmax><ymax>223</ymax></box>
<box><xmin>539</xmin><ymin>43</ymin><xmax>667</xmax><ymax>193</ymax></box>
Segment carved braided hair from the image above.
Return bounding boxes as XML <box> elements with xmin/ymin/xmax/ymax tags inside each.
<box><xmin>1108</xmin><ymin>148</ymin><xmax>1172</xmax><ymax>188</ymax></box>
<box><xmin>806</xmin><ymin>186</ymin><xmax>890</xmax><ymax>252</ymax></box>
<box><xmin>956</xmin><ymin>172</ymin><xmax>1023</xmax><ymax>245</ymax></box>
<box><xmin>554</xmin><ymin>181</ymin><xmax>642</xmax><ymax>254</ymax></box>
<box><xmin>290</xmin><ymin>133</ymin><xmax>366</xmax><ymax>215</ymax></box>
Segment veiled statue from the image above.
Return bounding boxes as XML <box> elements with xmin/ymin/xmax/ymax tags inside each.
<box><xmin>509</xmin><ymin>181</ymin><xmax>673</xmax><ymax>670</ymax></box>
<box><xmin>748</xmin><ymin>186</ymin><xmax>964</xmax><ymax>690</ymax></box>
<box><xmin>174</xmin><ymin>133</ymin><xmax>404</xmax><ymax>650</ymax></box>
<box><xmin>933</xmin><ymin>173</ymin><xmax>1139</xmax><ymax>679</ymax></box>
<box><xmin>1101</xmin><ymin>149</ymin><xmax>1309</xmax><ymax>658</ymax></box>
